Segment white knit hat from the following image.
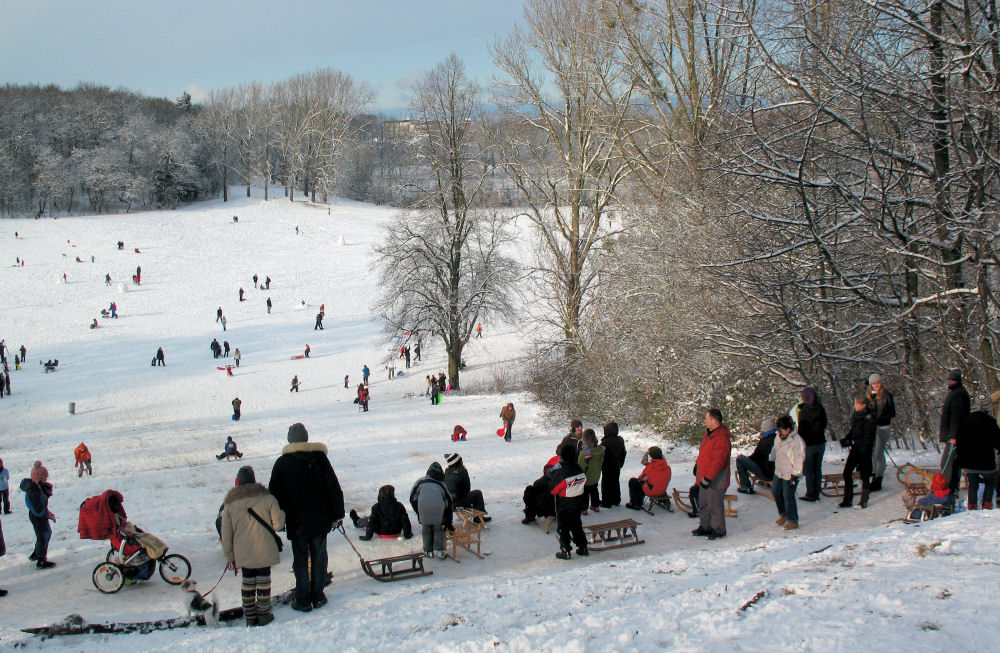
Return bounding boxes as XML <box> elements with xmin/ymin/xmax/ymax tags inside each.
<box><xmin>445</xmin><ymin>452</ymin><xmax>462</xmax><ymax>466</ymax></box>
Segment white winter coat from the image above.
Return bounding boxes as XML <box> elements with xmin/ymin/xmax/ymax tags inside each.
<box><xmin>770</xmin><ymin>431</ymin><xmax>806</xmax><ymax>481</ymax></box>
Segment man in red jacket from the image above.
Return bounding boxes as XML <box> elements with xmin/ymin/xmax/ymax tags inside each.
<box><xmin>693</xmin><ymin>409</ymin><xmax>732</xmax><ymax>540</ymax></box>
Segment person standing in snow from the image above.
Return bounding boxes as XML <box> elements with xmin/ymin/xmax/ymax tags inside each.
<box><xmin>692</xmin><ymin>409</ymin><xmax>732</xmax><ymax>540</ymax></box>
<box><xmin>577</xmin><ymin>429</ymin><xmax>604</xmax><ymax>513</ymax></box>
<box><xmin>839</xmin><ymin>395</ymin><xmax>876</xmax><ymax>509</ymax></box>
<box><xmin>865</xmin><ymin>374</ymin><xmax>896</xmax><ymax>491</ymax></box>
<box><xmin>796</xmin><ymin>387</ymin><xmax>828</xmax><ymax>502</ymax></box>
<box><xmin>221</xmin><ymin>316</ymin><xmax>227</xmax><ymax>331</ymax></box>
<box><xmin>387</xmin><ymin>359</ymin><xmax>395</xmax><ymax>380</ymax></box>
<box><xmin>500</xmin><ymin>402</ymin><xmax>516</xmax><ymax>442</ymax></box>
<box><xmin>105</xmin><ymin>273</ymin><xmax>112</xmax><ymax>286</ymax></box>
<box><xmin>414</xmin><ymin>342</ymin><xmax>421</xmax><ymax>362</ymax></box>
<box><xmin>0</xmin><ymin>458</ymin><xmax>10</xmax><ymax>513</ymax></box>
<box><xmin>211</xmin><ymin>339</ymin><xmax>221</xmax><ymax>359</ymax></box>
<box><xmin>265</xmin><ymin>276</ymin><xmax>271</xmax><ymax>289</ymax></box>
<box><xmin>220</xmin><ymin>466</ymin><xmax>285</xmax><ymax>627</ymax></box>
<box><xmin>955</xmin><ymin>395</ymin><xmax>1000</xmax><ymax>510</ymax></box>
<box><xmin>557</xmin><ymin>420</ymin><xmax>584</xmax><ymax>456</ymax></box>
<box><xmin>357</xmin><ymin>384</ymin><xmax>370</xmax><ymax>412</ymax></box>
<box><xmin>223</xmin><ymin>341</ymin><xmax>230</xmax><ymax>357</ymax></box>
<box><xmin>110</xmin><ymin>302</ymin><xmax>117</xmax><ymax>318</ymax></box>
<box><xmin>362</xmin><ymin>365</ymin><xmax>370</xmax><ymax>385</ymax></box>
<box><xmin>268</xmin><ymin>423</ymin><xmax>345</xmax><ymax>612</ymax></box>
<box><xmin>599</xmin><ymin>422</ymin><xmax>627</xmax><ymax>508</ymax></box>
<box><xmin>216</xmin><ymin>307</ymin><xmax>223</xmax><ymax>323</ymax></box>
<box><xmin>20</xmin><ymin>461</ymin><xmax>56</xmax><ymax>568</ymax></box>
<box><xmin>266</xmin><ymin>297</ymin><xmax>272</xmax><ymax>314</ymax></box>
<box><xmin>771</xmin><ymin>415</ymin><xmax>806</xmax><ymax>530</ymax></box>
<box><xmin>253</xmin><ymin>273</ymin><xmax>258</xmax><ymax>288</ymax></box>
<box><xmin>74</xmin><ymin>443</ymin><xmax>93</xmax><ymax>477</ymax></box>
<box><xmin>548</xmin><ymin>445</ymin><xmax>588</xmax><ymax>560</ymax></box>
<box><xmin>409</xmin><ymin>462</ymin><xmax>453</xmax><ymax>559</ymax></box>
<box><xmin>290</xmin><ymin>375</ymin><xmax>300</xmax><ymax>392</ymax></box>
<box><xmin>232</xmin><ymin>397</ymin><xmax>242</xmax><ymax>421</ymax></box>
<box><xmin>156</xmin><ymin>347</ymin><xmax>165</xmax><ymax>366</ymax></box>
<box><xmin>304</xmin><ymin>344</ymin><xmax>311</xmax><ymax>358</ymax></box>
<box><xmin>314</xmin><ymin>313</ymin><xmax>323</xmax><ymax>330</ymax></box>
<box><xmin>404</xmin><ymin>346</ymin><xmax>411</xmax><ymax>369</ymax></box>
<box><xmin>939</xmin><ymin>369</ymin><xmax>970</xmax><ymax>492</ymax></box>
<box><xmin>233</xmin><ymin>348</ymin><xmax>241</xmax><ymax>368</ymax></box>
<box><xmin>239</xmin><ymin>287</ymin><xmax>245</xmax><ymax>302</ymax></box>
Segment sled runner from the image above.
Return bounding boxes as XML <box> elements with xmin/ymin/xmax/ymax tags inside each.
<box><xmin>820</xmin><ymin>472</ymin><xmax>861</xmax><ymax>498</ymax></box>
<box><xmin>584</xmin><ymin>518</ymin><xmax>644</xmax><ymax>551</ymax></box>
<box><xmin>445</xmin><ymin>508</ymin><xmax>490</xmax><ymax>562</ymax></box>
<box><xmin>337</xmin><ymin>524</ymin><xmax>433</xmax><ymax>582</ymax></box>
<box><xmin>640</xmin><ymin>493</ymin><xmax>673</xmax><ymax>516</ymax></box>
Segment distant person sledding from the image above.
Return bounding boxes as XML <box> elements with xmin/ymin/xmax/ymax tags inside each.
<box><xmin>40</xmin><ymin>359</ymin><xmax>59</xmax><ymax>373</ymax></box>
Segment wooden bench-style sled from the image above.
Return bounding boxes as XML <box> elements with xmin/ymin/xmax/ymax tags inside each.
<box><xmin>641</xmin><ymin>494</ymin><xmax>673</xmax><ymax>516</ymax></box>
<box><xmin>446</xmin><ymin>508</ymin><xmax>490</xmax><ymax>561</ymax></box>
<box><xmin>584</xmin><ymin>518</ymin><xmax>644</xmax><ymax>551</ymax></box>
<box><xmin>361</xmin><ymin>552</ymin><xmax>433</xmax><ymax>582</ymax></box>
<box><xmin>820</xmin><ymin>472</ymin><xmax>860</xmax><ymax>497</ymax></box>
<box><xmin>672</xmin><ymin>489</ymin><xmax>739</xmax><ymax>518</ymax></box>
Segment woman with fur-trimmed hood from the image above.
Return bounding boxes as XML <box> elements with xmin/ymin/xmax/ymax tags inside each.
<box><xmin>221</xmin><ymin>466</ymin><xmax>285</xmax><ymax>626</ymax></box>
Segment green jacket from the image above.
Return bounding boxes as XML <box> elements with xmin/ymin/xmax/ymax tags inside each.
<box><xmin>578</xmin><ymin>445</ymin><xmax>605</xmax><ymax>486</ymax></box>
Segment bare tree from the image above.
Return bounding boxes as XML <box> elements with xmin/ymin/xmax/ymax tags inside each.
<box><xmin>372</xmin><ymin>55</ymin><xmax>518</xmax><ymax>390</ymax></box>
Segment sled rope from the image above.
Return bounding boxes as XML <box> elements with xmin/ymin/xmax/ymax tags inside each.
<box><xmin>337</xmin><ymin>522</ymin><xmax>366</xmax><ymax>561</ymax></box>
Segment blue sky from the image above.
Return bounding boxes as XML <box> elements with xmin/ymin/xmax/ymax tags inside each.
<box><xmin>0</xmin><ymin>0</ymin><xmax>525</xmax><ymax>112</ymax></box>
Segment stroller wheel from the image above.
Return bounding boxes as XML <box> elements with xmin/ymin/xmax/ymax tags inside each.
<box><xmin>92</xmin><ymin>562</ymin><xmax>125</xmax><ymax>594</ymax></box>
<box><xmin>158</xmin><ymin>553</ymin><xmax>191</xmax><ymax>585</ymax></box>
<box><xmin>105</xmin><ymin>548</ymin><xmax>123</xmax><ymax>564</ymax></box>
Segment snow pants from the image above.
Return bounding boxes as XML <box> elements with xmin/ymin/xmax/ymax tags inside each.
<box><xmin>29</xmin><ymin>513</ymin><xmax>51</xmax><ymax>562</ymax></box>
<box><xmin>556</xmin><ymin>507</ymin><xmax>587</xmax><ymax>553</ymax></box>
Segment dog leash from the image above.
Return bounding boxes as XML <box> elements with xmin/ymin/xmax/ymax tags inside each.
<box><xmin>201</xmin><ymin>563</ymin><xmax>234</xmax><ymax>598</ymax></box>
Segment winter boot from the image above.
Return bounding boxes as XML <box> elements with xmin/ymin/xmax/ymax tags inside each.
<box><xmin>775</xmin><ymin>516</ymin><xmax>787</xmax><ymax>526</ymax></box>
<box><xmin>783</xmin><ymin>521</ymin><xmax>799</xmax><ymax>530</ymax></box>
<box><xmin>575</xmin><ymin>547</ymin><xmax>589</xmax><ymax>557</ymax></box>
<box><xmin>555</xmin><ymin>549</ymin><xmax>572</xmax><ymax>560</ymax></box>
<box><xmin>255</xmin><ymin>612</ymin><xmax>274</xmax><ymax>626</ymax></box>
<box><xmin>859</xmin><ymin>488</ymin><xmax>870</xmax><ymax>509</ymax></box>
<box><xmin>984</xmin><ymin>502</ymin><xmax>994</xmax><ymax>510</ymax></box>
<box><xmin>870</xmin><ymin>476</ymin><xmax>883</xmax><ymax>492</ymax></box>
<box><xmin>350</xmin><ymin>509</ymin><xmax>360</xmax><ymax>528</ymax></box>
<box><xmin>838</xmin><ymin>497</ymin><xmax>852</xmax><ymax>508</ymax></box>
<box><xmin>36</xmin><ymin>560</ymin><xmax>55</xmax><ymax>569</ymax></box>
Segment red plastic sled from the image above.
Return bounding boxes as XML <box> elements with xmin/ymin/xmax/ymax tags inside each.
<box><xmin>496</xmin><ymin>427</ymin><xmax>506</xmax><ymax>437</ymax></box>
<box><xmin>290</xmin><ymin>355</ymin><xmax>305</xmax><ymax>360</ymax></box>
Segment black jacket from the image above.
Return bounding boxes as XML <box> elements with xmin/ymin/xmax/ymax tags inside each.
<box><xmin>601</xmin><ymin>433</ymin><xmax>627</xmax><ymax>473</ymax></box>
<box><xmin>748</xmin><ymin>431</ymin><xmax>776</xmax><ymax>478</ymax></box>
<box><xmin>940</xmin><ymin>383</ymin><xmax>971</xmax><ymax>443</ymax></box>
<box><xmin>268</xmin><ymin>442</ymin><xmax>344</xmax><ymax>540</ymax></box>
<box><xmin>547</xmin><ymin>456</ymin><xmax>586</xmax><ymax>513</ymax></box>
<box><xmin>956</xmin><ymin>411</ymin><xmax>1000</xmax><ymax>472</ymax></box>
<box><xmin>867</xmin><ymin>391</ymin><xmax>896</xmax><ymax>426</ymax></box>
<box><xmin>444</xmin><ymin>464</ymin><xmax>471</xmax><ymax>505</ymax></box>
<box><xmin>797</xmin><ymin>402</ymin><xmax>828</xmax><ymax>446</ymax></box>
<box><xmin>843</xmin><ymin>409</ymin><xmax>877</xmax><ymax>450</ymax></box>
<box><xmin>365</xmin><ymin>498</ymin><xmax>413</xmax><ymax>539</ymax></box>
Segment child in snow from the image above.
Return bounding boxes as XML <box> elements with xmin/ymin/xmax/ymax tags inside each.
<box><xmin>357</xmin><ymin>384</ymin><xmax>370</xmax><ymax>412</ymax></box>
<box><xmin>0</xmin><ymin>457</ymin><xmax>10</xmax><ymax>513</ymax></box>
<box><xmin>521</xmin><ymin>456</ymin><xmax>560</xmax><ymax>524</ymax></box>
<box><xmin>349</xmin><ymin>485</ymin><xmax>413</xmax><ymax>541</ymax></box>
<box><xmin>74</xmin><ymin>442</ymin><xmax>93</xmax><ymax>477</ymax></box>
<box><xmin>771</xmin><ymin>414</ymin><xmax>806</xmax><ymax>530</ymax></box>
<box><xmin>220</xmin><ymin>466</ymin><xmax>284</xmax><ymax>627</ymax></box>
<box><xmin>500</xmin><ymin>402</ymin><xmax>516</xmax><ymax>442</ymax></box>
<box><xmin>20</xmin><ymin>461</ymin><xmax>56</xmax><ymax>568</ymax></box>
<box><xmin>217</xmin><ymin>436</ymin><xmax>243</xmax><ymax>460</ymax></box>
<box><xmin>548</xmin><ymin>445</ymin><xmax>589</xmax><ymax>560</ymax></box>
<box><xmin>452</xmin><ymin>425</ymin><xmax>468</xmax><ymax>442</ymax></box>
<box><xmin>304</xmin><ymin>344</ymin><xmax>310</xmax><ymax>358</ymax></box>
<box><xmin>290</xmin><ymin>375</ymin><xmax>300</xmax><ymax>392</ymax></box>
<box><xmin>909</xmin><ymin>473</ymin><xmax>956</xmax><ymax>520</ymax></box>
<box><xmin>344</xmin><ymin>375</ymin><xmax>349</xmax><ymax>388</ymax></box>
<box><xmin>625</xmin><ymin>447</ymin><xmax>671</xmax><ymax>511</ymax></box>
<box><xmin>577</xmin><ymin>429</ymin><xmax>604</xmax><ymax>513</ymax></box>
<box><xmin>232</xmin><ymin>397</ymin><xmax>242</xmax><ymax>421</ymax></box>
<box><xmin>233</xmin><ymin>348</ymin><xmax>241</xmax><ymax>367</ymax></box>
<box><xmin>409</xmin><ymin>463</ymin><xmax>453</xmax><ymax>558</ymax></box>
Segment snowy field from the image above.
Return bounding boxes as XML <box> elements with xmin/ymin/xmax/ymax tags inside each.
<box><xmin>0</xmin><ymin>191</ymin><xmax>997</xmax><ymax>651</ymax></box>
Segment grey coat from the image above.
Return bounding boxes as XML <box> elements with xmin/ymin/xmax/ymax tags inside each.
<box><xmin>409</xmin><ymin>476</ymin><xmax>453</xmax><ymax>528</ymax></box>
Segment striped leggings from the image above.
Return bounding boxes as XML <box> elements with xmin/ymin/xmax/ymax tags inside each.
<box><xmin>241</xmin><ymin>567</ymin><xmax>272</xmax><ymax>617</ymax></box>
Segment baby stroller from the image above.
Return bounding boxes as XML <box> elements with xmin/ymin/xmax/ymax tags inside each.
<box><xmin>78</xmin><ymin>489</ymin><xmax>192</xmax><ymax>594</ymax></box>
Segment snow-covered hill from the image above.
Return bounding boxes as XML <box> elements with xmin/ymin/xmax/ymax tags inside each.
<box><xmin>0</xmin><ymin>192</ymin><xmax>995</xmax><ymax>651</ymax></box>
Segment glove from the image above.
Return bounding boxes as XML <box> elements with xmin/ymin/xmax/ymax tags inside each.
<box><xmin>790</xmin><ymin>475</ymin><xmax>799</xmax><ymax>484</ymax></box>
<box><xmin>840</xmin><ymin>438</ymin><xmax>852</xmax><ymax>449</ymax></box>
<box><xmin>700</xmin><ymin>478</ymin><xmax>711</xmax><ymax>489</ymax></box>
<box><xmin>358</xmin><ymin>535</ymin><xmax>372</xmax><ymax>541</ymax></box>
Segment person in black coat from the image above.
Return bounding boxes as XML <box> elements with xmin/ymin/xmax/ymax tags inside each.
<box><xmin>547</xmin><ymin>445</ymin><xmax>588</xmax><ymax>560</ymax></box>
<box><xmin>522</xmin><ymin>457</ymin><xmax>559</xmax><ymax>524</ymax></box>
<box><xmin>839</xmin><ymin>395</ymin><xmax>877</xmax><ymax>508</ymax></box>
<box><xmin>349</xmin><ymin>485</ymin><xmax>413</xmax><ymax>540</ymax></box>
<box><xmin>599</xmin><ymin>422</ymin><xmax>627</xmax><ymax>507</ymax></box>
<box><xmin>443</xmin><ymin>453</ymin><xmax>490</xmax><ymax>522</ymax></box>
<box><xmin>736</xmin><ymin>417</ymin><xmax>777</xmax><ymax>493</ymax></box>
<box><xmin>939</xmin><ymin>369</ymin><xmax>971</xmax><ymax>491</ymax></box>
<box><xmin>796</xmin><ymin>387</ymin><xmax>828</xmax><ymax>501</ymax></box>
<box><xmin>956</xmin><ymin>398</ymin><xmax>1000</xmax><ymax>509</ymax></box>
<box><xmin>268</xmin><ymin>423</ymin><xmax>344</xmax><ymax>612</ymax></box>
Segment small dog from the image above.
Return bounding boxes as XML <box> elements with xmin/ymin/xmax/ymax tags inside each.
<box><xmin>180</xmin><ymin>579</ymin><xmax>219</xmax><ymax>628</ymax></box>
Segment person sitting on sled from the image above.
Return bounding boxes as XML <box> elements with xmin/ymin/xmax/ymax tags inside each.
<box><xmin>349</xmin><ymin>485</ymin><xmax>413</xmax><ymax>541</ymax></box>
<box><xmin>217</xmin><ymin>436</ymin><xmax>243</xmax><ymax>460</ymax></box>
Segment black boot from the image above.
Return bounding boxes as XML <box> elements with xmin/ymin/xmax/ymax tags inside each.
<box><xmin>859</xmin><ymin>488</ymin><xmax>870</xmax><ymax>509</ymax></box>
<box><xmin>870</xmin><ymin>476</ymin><xmax>883</xmax><ymax>491</ymax></box>
<box><xmin>555</xmin><ymin>549</ymin><xmax>571</xmax><ymax>560</ymax></box>
<box><xmin>349</xmin><ymin>509</ymin><xmax>360</xmax><ymax>528</ymax></box>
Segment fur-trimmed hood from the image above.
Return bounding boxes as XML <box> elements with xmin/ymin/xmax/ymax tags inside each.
<box><xmin>224</xmin><ymin>482</ymin><xmax>269</xmax><ymax>505</ymax></box>
<box><xmin>281</xmin><ymin>442</ymin><xmax>328</xmax><ymax>455</ymax></box>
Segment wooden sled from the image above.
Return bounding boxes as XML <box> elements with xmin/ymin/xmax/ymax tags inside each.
<box><xmin>641</xmin><ymin>494</ymin><xmax>673</xmax><ymax>516</ymax></box>
<box><xmin>584</xmin><ymin>518</ymin><xmax>644</xmax><ymax>551</ymax></box>
<box><xmin>361</xmin><ymin>552</ymin><xmax>433</xmax><ymax>582</ymax></box>
<box><xmin>534</xmin><ymin>515</ymin><xmax>555</xmax><ymax>534</ymax></box>
<box><xmin>820</xmin><ymin>472</ymin><xmax>860</xmax><ymax>498</ymax></box>
<box><xmin>445</xmin><ymin>508</ymin><xmax>490</xmax><ymax>561</ymax></box>
<box><xmin>672</xmin><ymin>489</ymin><xmax>739</xmax><ymax>518</ymax></box>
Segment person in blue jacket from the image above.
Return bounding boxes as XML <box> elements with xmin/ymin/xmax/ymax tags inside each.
<box><xmin>20</xmin><ymin>461</ymin><xmax>56</xmax><ymax>568</ymax></box>
<box><xmin>217</xmin><ymin>436</ymin><xmax>244</xmax><ymax>460</ymax></box>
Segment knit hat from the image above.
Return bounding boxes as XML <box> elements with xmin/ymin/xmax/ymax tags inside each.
<box><xmin>760</xmin><ymin>417</ymin><xmax>776</xmax><ymax>434</ymax></box>
<box><xmin>426</xmin><ymin>462</ymin><xmax>444</xmax><ymax>481</ymax></box>
<box><xmin>603</xmin><ymin>422</ymin><xmax>619</xmax><ymax>438</ymax></box>
<box><xmin>445</xmin><ymin>452</ymin><xmax>462</xmax><ymax>467</ymax></box>
<box><xmin>287</xmin><ymin>422</ymin><xmax>308</xmax><ymax>443</ymax></box>
<box><xmin>559</xmin><ymin>444</ymin><xmax>577</xmax><ymax>462</ymax></box>
<box><xmin>236</xmin><ymin>466</ymin><xmax>255</xmax><ymax>486</ymax></box>
<box><xmin>647</xmin><ymin>446</ymin><xmax>663</xmax><ymax>460</ymax></box>
<box><xmin>947</xmin><ymin>369</ymin><xmax>962</xmax><ymax>382</ymax></box>
<box><xmin>868</xmin><ymin>373</ymin><xmax>882</xmax><ymax>384</ymax></box>
<box><xmin>30</xmin><ymin>460</ymin><xmax>48</xmax><ymax>484</ymax></box>
<box><xmin>570</xmin><ymin>419</ymin><xmax>583</xmax><ymax>430</ymax></box>
<box><xmin>544</xmin><ymin>455</ymin><xmax>560</xmax><ymax>473</ymax></box>
<box><xmin>800</xmin><ymin>387</ymin><xmax>817</xmax><ymax>404</ymax></box>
